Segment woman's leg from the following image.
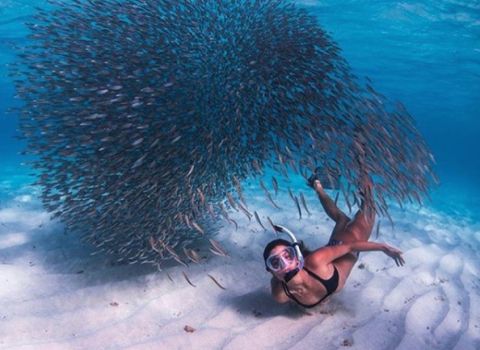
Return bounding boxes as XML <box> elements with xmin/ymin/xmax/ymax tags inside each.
<box><xmin>340</xmin><ymin>175</ymin><xmax>376</xmax><ymax>243</ymax></box>
<box><xmin>343</xmin><ymin>130</ymin><xmax>376</xmax><ymax>242</ymax></box>
<box><xmin>312</xmin><ymin>180</ymin><xmax>350</xmax><ymax>236</ymax></box>
<box><xmin>313</xmin><ymin>131</ymin><xmax>375</xmax><ymax>244</ymax></box>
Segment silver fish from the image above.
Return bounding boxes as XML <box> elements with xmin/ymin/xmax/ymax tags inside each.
<box><xmin>184</xmin><ymin>247</ymin><xmax>201</xmax><ymax>264</ymax></box>
<box><xmin>208</xmin><ymin>274</ymin><xmax>226</xmax><ymax>290</ymax></box>
<box><xmin>191</xmin><ymin>220</ymin><xmax>205</xmax><ymax>235</ymax></box>
<box><xmin>209</xmin><ymin>239</ymin><xmax>228</xmax><ymax>257</ymax></box>
<box><xmin>254</xmin><ymin>211</ymin><xmax>267</xmax><ymax>231</ymax></box>
<box><xmin>294</xmin><ymin>195</ymin><xmax>302</xmax><ymax>220</ymax></box>
<box><xmin>299</xmin><ymin>192</ymin><xmax>311</xmax><ymax>216</ymax></box>
<box><xmin>271</xmin><ymin>176</ymin><xmax>279</xmax><ymax>195</ymax></box>
<box><xmin>226</xmin><ymin>192</ymin><xmax>238</xmax><ymax>211</ymax></box>
<box><xmin>182</xmin><ymin>271</ymin><xmax>196</xmax><ymax>287</ymax></box>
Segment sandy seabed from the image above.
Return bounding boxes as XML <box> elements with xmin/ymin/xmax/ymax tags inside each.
<box><xmin>0</xmin><ymin>178</ymin><xmax>479</xmax><ymax>350</ymax></box>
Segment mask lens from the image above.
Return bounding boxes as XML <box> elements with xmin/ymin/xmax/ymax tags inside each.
<box><xmin>282</xmin><ymin>247</ymin><xmax>295</xmax><ymax>261</ymax></box>
<box><xmin>269</xmin><ymin>256</ymin><xmax>281</xmax><ymax>270</ymax></box>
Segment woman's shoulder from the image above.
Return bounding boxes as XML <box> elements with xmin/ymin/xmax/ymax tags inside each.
<box><xmin>304</xmin><ymin>252</ymin><xmax>336</xmax><ymax>278</ymax></box>
<box><xmin>305</xmin><ymin>247</ymin><xmax>330</xmax><ymax>267</ymax></box>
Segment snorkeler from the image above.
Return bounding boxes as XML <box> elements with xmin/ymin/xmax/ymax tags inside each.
<box><xmin>263</xmin><ymin>172</ymin><xmax>405</xmax><ymax>308</ymax></box>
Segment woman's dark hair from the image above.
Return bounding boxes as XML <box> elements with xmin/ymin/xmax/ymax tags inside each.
<box><xmin>263</xmin><ymin>238</ymin><xmax>312</xmax><ymax>263</ymax></box>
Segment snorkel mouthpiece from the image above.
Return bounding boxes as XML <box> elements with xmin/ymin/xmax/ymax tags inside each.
<box><xmin>283</xmin><ymin>267</ymin><xmax>299</xmax><ymax>283</ymax></box>
<box><xmin>272</xmin><ymin>225</ymin><xmax>304</xmax><ymax>282</ymax></box>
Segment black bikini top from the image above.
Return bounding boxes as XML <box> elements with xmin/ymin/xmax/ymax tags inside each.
<box><xmin>282</xmin><ymin>266</ymin><xmax>339</xmax><ymax>308</ymax></box>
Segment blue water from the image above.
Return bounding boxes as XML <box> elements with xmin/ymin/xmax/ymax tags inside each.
<box><xmin>1</xmin><ymin>0</ymin><xmax>479</xmax><ymax>220</ymax></box>
<box><xmin>305</xmin><ymin>0</ymin><xmax>480</xmax><ymax>221</ymax></box>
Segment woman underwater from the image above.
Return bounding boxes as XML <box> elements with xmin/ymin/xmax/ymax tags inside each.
<box><xmin>263</xmin><ymin>171</ymin><xmax>405</xmax><ymax>308</ymax></box>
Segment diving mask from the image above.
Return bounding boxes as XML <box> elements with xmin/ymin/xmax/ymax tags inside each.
<box><xmin>265</xmin><ymin>246</ymin><xmax>297</xmax><ymax>272</ymax></box>
<box><xmin>271</xmin><ymin>224</ymin><xmax>305</xmax><ymax>282</ymax></box>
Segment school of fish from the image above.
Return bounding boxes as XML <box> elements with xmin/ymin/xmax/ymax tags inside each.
<box><xmin>10</xmin><ymin>0</ymin><xmax>437</xmax><ymax>267</ymax></box>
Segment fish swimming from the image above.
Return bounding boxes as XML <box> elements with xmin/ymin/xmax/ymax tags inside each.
<box><xmin>10</xmin><ymin>0</ymin><xmax>437</xmax><ymax>268</ymax></box>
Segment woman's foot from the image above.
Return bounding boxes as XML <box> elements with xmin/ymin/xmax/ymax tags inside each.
<box><xmin>307</xmin><ymin>168</ymin><xmax>323</xmax><ymax>190</ymax></box>
<box><xmin>308</xmin><ymin>167</ymin><xmax>340</xmax><ymax>190</ymax></box>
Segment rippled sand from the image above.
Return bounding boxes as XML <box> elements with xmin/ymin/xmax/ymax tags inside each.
<box><xmin>1</xmin><ymin>181</ymin><xmax>479</xmax><ymax>350</ymax></box>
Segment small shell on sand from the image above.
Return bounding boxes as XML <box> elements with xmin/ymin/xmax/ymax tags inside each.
<box><xmin>184</xmin><ymin>325</ymin><xmax>196</xmax><ymax>333</ymax></box>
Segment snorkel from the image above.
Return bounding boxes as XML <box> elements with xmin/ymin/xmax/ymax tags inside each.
<box><xmin>272</xmin><ymin>224</ymin><xmax>304</xmax><ymax>282</ymax></box>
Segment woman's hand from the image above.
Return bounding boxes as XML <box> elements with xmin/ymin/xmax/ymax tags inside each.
<box><xmin>382</xmin><ymin>244</ymin><xmax>405</xmax><ymax>266</ymax></box>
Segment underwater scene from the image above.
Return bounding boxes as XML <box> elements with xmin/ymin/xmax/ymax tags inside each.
<box><xmin>0</xmin><ymin>0</ymin><xmax>479</xmax><ymax>349</ymax></box>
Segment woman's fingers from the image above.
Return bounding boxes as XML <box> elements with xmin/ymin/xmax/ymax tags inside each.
<box><xmin>384</xmin><ymin>245</ymin><xmax>405</xmax><ymax>267</ymax></box>
<box><xmin>395</xmin><ymin>254</ymin><xmax>405</xmax><ymax>266</ymax></box>
<box><xmin>389</xmin><ymin>251</ymin><xmax>405</xmax><ymax>267</ymax></box>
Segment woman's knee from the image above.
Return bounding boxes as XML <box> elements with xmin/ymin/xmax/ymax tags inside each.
<box><xmin>349</xmin><ymin>215</ymin><xmax>374</xmax><ymax>241</ymax></box>
<box><xmin>356</xmin><ymin>206</ymin><xmax>375</xmax><ymax>224</ymax></box>
<box><xmin>335</xmin><ymin>212</ymin><xmax>350</xmax><ymax>225</ymax></box>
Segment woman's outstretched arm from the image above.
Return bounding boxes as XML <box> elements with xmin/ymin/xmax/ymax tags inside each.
<box><xmin>311</xmin><ymin>241</ymin><xmax>405</xmax><ymax>266</ymax></box>
<box><xmin>350</xmin><ymin>241</ymin><xmax>405</xmax><ymax>266</ymax></box>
